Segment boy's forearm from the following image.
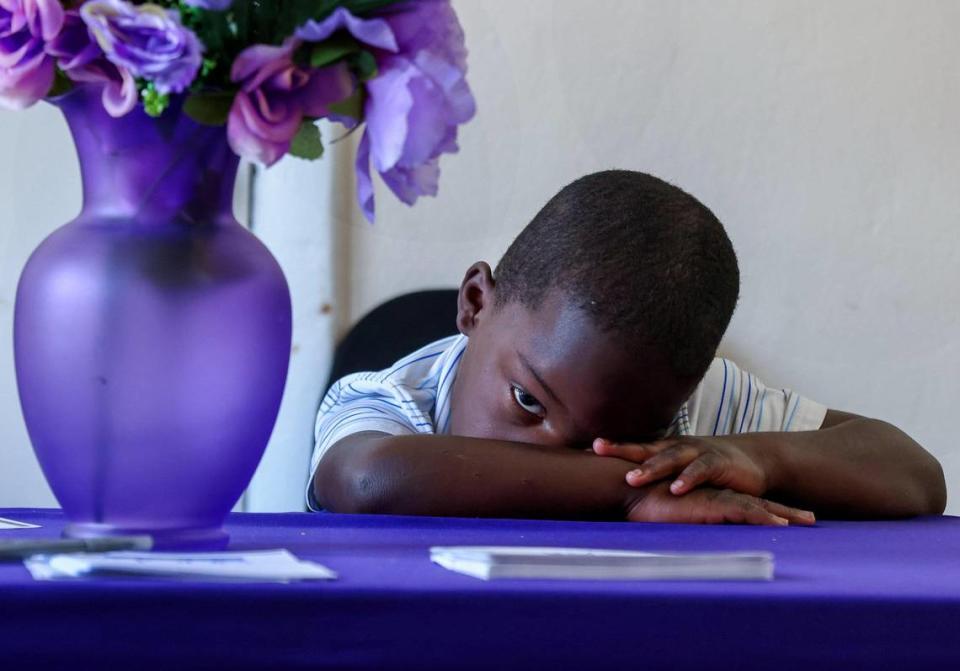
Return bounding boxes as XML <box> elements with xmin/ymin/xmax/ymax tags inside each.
<box><xmin>752</xmin><ymin>417</ymin><xmax>946</xmax><ymax>518</ymax></box>
<box><xmin>314</xmin><ymin>433</ymin><xmax>639</xmax><ymax>519</ymax></box>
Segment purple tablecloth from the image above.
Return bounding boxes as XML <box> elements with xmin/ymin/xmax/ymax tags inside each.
<box><xmin>3</xmin><ymin>509</ymin><xmax>960</xmax><ymax>670</ymax></box>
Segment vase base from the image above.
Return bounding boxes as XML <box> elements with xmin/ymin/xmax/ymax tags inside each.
<box><xmin>63</xmin><ymin>522</ymin><xmax>230</xmax><ymax>550</ymax></box>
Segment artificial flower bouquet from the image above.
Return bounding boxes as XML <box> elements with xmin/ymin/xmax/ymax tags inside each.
<box><xmin>0</xmin><ymin>0</ymin><xmax>475</xmax><ymax>220</ymax></box>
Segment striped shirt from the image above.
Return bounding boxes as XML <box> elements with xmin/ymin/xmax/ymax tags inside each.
<box><xmin>308</xmin><ymin>334</ymin><xmax>827</xmax><ymax>510</ymax></box>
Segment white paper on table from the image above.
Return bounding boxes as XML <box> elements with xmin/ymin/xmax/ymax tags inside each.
<box><xmin>0</xmin><ymin>517</ymin><xmax>41</xmax><ymax>530</ymax></box>
<box><xmin>24</xmin><ymin>549</ymin><xmax>337</xmax><ymax>582</ymax></box>
<box><xmin>430</xmin><ymin>546</ymin><xmax>774</xmax><ymax>581</ymax></box>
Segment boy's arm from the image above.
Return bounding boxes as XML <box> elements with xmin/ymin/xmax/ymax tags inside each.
<box><xmin>766</xmin><ymin>411</ymin><xmax>946</xmax><ymax>516</ymax></box>
<box><xmin>313</xmin><ymin>432</ymin><xmax>815</xmax><ymax>524</ymax></box>
<box><xmin>597</xmin><ymin>411</ymin><xmax>947</xmax><ymax>518</ymax></box>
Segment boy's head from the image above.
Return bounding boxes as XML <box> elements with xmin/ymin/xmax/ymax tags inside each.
<box><xmin>450</xmin><ymin>170</ymin><xmax>739</xmax><ymax>447</ymax></box>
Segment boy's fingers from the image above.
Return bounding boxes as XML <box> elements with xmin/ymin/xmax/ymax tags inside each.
<box><xmin>592</xmin><ymin>439</ymin><xmax>647</xmax><ymax>460</ymax></box>
<box><xmin>625</xmin><ymin>445</ymin><xmax>700</xmax><ymax>487</ymax></box>
<box><xmin>760</xmin><ymin>499</ymin><xmax>816</xmax><ymax>525</ymax></box>
<box><xmin>593</xmin><ymin>438</ymin><xmax>680</xmax><ymax>461</ymax></box>
<box><xmin>592</xmin><ymin>438</ymin><xmax>656</xmax><ymax>461</ymax></box>
<box><xmin>670</xmin><ymin>453</ymin><xmax>723</xmax><ymax>494</ymax></box>
<box><xmin>718</xmin><ymin>492</ymin><xmax>789</xmax><ymax>526</ymax></box>
<box><xmin>740</xmin><ymin>503</ymin><xmax>790</xmax><ymax>526</ymax></box>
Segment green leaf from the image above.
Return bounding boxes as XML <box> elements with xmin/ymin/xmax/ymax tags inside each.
<box><xmin>228</xmin><ymin>1</ymin><xmax>248</xmax><ymax>42</ymax></box>
<box><xmin>47</xmin><ymin>68</ymin><xmax>73</xmax><ymax>98</ymax></box>
<box><xmin>183</xmin><ymin>92</ymin><xmax>236</xmax><ymax>126</ymax></box>
<box><xmin>250</xmin><ymin>0</ymin><xmax>281</xmax><ymax>44</ymax></box>
<box><xmin>342</xmin><ymin>0</ymin><xmax>411</xmax><ymax>16</ymax></box>
<box><xmin>289</xmin><ymin>121</ymin><xmax>325</xmax><ymax>160</ymax></box>
<box><xmin>350</xmin><ymin>50</ymin><xmax>378</xmax><ymax>81</ymax></box>
<box><xmin>328</xmin><ymin>88</ymin><xmax>365</xmax><ymax>121</ymax></box>
<box><xmin>179</xmin><ymin>6</ymin><xmax>226</xmax><ymax>51</ymax></box>
<box><xmin>309</xmin><ymin>34</ymin><xmax>361</xmax><ymax>68</ymax></box>
<box><xmin>141</xmin><ymin>83</ymin><xmax>170</xmax><ymax>118</ymax></box>
<box><xmin>201</xmin><ymin>57</ymin><xmax>218</xmax><ymax>77</ymax></box>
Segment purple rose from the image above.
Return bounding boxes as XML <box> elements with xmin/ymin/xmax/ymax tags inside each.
<box><xmin>46</xmin><ymin>10</ymin><xmax>136</xmax><ymax>117</ymax></box>
<box><xmin>80</xmin><ymin>0</ymin><xmax>203</xmax><ymax>95</ymax></box>
<box><xmin>0</xmin><ymin>0</ymin><xmax>64</xmax><ymax>110</ymax></box>
<box><xmin>228</xmin><ymin>39</ymin><xmax>353</xmax><ymax>166</ymax></box>
<box><xmin>300</xmin><ymin>2</ymin><xmax>475</xmax><ymax>221</ymax></box>
<box><xmin>182</xmin><ymin>0</ymin><xmax>233</xmax><ymax>10</ymax></box>
<box><xmin>295</xmin><ymin>7</ymin><xmax>397</xmax><ymax>52</ymax></box>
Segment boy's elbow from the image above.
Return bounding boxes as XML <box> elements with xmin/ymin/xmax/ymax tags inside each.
<box><xmin>313</xmin><ymin>436</ymin><xmax>396</xmax><ymax>514</ymax></box>
<box><xmin>890</xmin><ymin>421</ymin><xmax>947</xmax><ymax>516</ymax></box>
<box><xmin>888</xmin><ymin>420</ymin><xmax>947</xmax><ymax>517</ymax></box>
<box><xmin>918</xmin><ymin>455</ymin><xmax>947</xmax><ymax>515</ymax></box>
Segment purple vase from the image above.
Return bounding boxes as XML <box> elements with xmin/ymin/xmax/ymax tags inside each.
<box><xmin>13</xmin><ymin>86</ymin><xmax>292</xmax><ymax>548</ymax></box>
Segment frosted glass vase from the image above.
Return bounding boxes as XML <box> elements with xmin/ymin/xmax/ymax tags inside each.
<box><xmin>13</xmin><ymin>86</ymin><xmax>292</xmax><ymax>548</ymax></box>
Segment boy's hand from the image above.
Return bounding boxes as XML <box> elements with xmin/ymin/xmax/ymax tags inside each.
<box><xmin>593</xmin><ymin>436</ymin><xmax>773</xmax><ymax>497</ymax></box>
<box><xmin>626</xmin><ymin>481</ymin><xmax>815</xmax><ymax>526</ymax></box>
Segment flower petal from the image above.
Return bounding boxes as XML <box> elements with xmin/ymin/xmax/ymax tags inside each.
<box><xmin>231</xmin><ymin>40</ymin><xmax>295</xmax><ymax>90</ymax></box>
<box><xmin>0</xmin><ymin>48</ymin><xmax>53</xmax><ymax>109</ymax></box>
<box><xmin>380</xmin><ymin>158</ymin><xmax>440</xmax><ymax>206</ymax></box>
<box><xmin>300</xmin><ymin>61</ymin><xmax>353</xmax><ymax>118</ymax></box>
<box><xmin>227</xmin><ymin>89</ymin><xmax>299</xmax><ymax>166</ymax></box>
<box><xmin>354</xmin><ymin>130</ymin><xmax>375</xmax><ymax>223</ymax></box>
<box><xmin>364</xmin><ymin>57</ymin><xmax>415</xmax><ymax>173</ymax></box>
<box><xmin>296</xmin><ymin>7</ymin><xmax>397</xmax><ymax>52</ymax></box>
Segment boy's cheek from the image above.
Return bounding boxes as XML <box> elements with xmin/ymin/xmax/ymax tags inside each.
<box><xmin>449</xmin><ymin>405</ymin><xmax>562</xmax><ymax>448</ymax></box>
<box><xmin>448</xmin><ymin>390</ymin><xmax>530</xmax><ymax>444</ymax></box>
<box><xmin>448</xmin><ymin>405</ymin><xmax>515</xmax><ymax>442</ymax></box>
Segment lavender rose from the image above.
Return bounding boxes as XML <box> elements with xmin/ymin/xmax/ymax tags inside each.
<box><xmin>80</xmin><ymin>0</ymin><xmax>203</xmax><ymax>95</ymax></box>
<box><xmin>46</xmin><ymin>10</ymin><xmax>136</xmax><ymax>117</ymax></box>
<box><xmin>362</xmin><ymin>1</ymin><xmax>475</xmax><ymax>221</ymax></box>
<box><xmin>228</xmin><ymin>39</ymin><xmax>353</xmax><ymax>166</ymax></box>
<box><xmin>298</xmin><ymin>2</ymin><xmax>475</xmax><ymax>221</ymax></box>
<box><xmin>0</xmin><ymin>0</ymin><xmax>64</xmax><ymax>110</ymax></box>
<box><xmin>182</xmin><ymin>0</ymin><xmax>232</xmax><ymax>10</ymax></box>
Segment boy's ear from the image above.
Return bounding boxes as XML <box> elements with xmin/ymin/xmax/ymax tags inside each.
<box><xmin>456</xmin><ymin>261</ymin><xmax>496</xmax><ymax>336</ymax></box>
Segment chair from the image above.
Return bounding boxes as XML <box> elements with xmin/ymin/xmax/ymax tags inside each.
<box><xmin>324</xmin><ymin>288</ymin><xmax>460</xmax><ymax>393</ymax></box>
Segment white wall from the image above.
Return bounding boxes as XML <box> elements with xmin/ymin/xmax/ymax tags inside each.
<box><xmin>0</xmin><ymin>104</ymin><xmax>72</xmax><ymax>508</ymax></box>
<box><xmin>242</xmin><ymin>128</ymin><xmax>345</xmax><ymax>512</ymax></box>
<box><xmin>344</xmin><ymin>0</ymin><xmax>960</xmax><ymax>511</ymax></box>
<box><xmin>2</xmin><ymin>0</ymin><xmax>958</xmax><ymax>513</ymax></box>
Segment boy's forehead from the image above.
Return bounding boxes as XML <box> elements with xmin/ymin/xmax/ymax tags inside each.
<box><xmin>497</xmin><ymin>291</ymin><xmax>602</xmax><ymax>347</ymax></box>
<box><xmin>496</xmin><ymin>292</ymin><xmax>630</xmax><ymax>367</ymax></box>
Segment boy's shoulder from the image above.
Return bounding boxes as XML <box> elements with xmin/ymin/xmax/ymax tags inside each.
<box><xmin>319</xmin><ymin>333</ymin><xmax>467</xmax><ymax>430</ymax></box>
<box><xmin>686</xmin><ymin>358</ymin><xmax>827</xmax><ymax>437</ymax></box>
<box><xmin>326</xmin><ymin>334</ymin><xmax>465</xmax><ymax>391</ymax></box>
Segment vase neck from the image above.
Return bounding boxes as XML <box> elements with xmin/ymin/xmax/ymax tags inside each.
<box><xmin>57</xmin><ymin>86</ymin><xmax>239</xmax><ymax>225</ymax></box>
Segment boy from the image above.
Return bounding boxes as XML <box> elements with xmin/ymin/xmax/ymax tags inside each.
<box><xmin>308</xmin><ymin>171</ymin><xmax>945</xmax><ymax>524</ymax></box>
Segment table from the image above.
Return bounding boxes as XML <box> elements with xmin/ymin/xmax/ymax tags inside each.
<box><xmin>3</xmin><ymin>509</ymin><xmax>960</xmax><ymax>670</ymax></box>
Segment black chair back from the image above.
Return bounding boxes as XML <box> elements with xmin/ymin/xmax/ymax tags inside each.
<box><xmin>324</xmin><ymin>289</ymin><xmax>460</xmax><ymax>393</ymax></box>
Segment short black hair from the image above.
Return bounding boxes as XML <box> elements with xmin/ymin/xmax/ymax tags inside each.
<box><xmin>494</xmin><ymin>170</ymin><xmax>739</xmax><ymax>380</ymax></box>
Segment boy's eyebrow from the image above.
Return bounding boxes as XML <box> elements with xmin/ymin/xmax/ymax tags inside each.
<box><xmin>517</xmin><ymin>351</ymin><xmax>565</xmax><ymax>410</ymax></box>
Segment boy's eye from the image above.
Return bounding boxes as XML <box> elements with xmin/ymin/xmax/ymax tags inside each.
<box><xmin>511</xmin><ymin>385</ymin><xmax>545</xmax><ymax>417</ymax></box>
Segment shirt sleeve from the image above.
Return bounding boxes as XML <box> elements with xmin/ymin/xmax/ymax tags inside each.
<box><xmin>306</xmin><ymin>375</ymin><xmax>431</xmax><ymax>511</ymax></box>
<box><xmin>686</xmin><ymin>358</ymin><xmax>828</xmax><ymax>436</ymax></box>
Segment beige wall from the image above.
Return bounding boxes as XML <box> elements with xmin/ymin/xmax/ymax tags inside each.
<box><xmin>339</xmin><ymin>0</ymin><xmax>960</xmax><ymax>510</ymax></box>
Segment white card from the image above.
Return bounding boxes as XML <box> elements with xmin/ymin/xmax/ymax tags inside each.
<box><xmin>0</xmin><ymin>517</ymin><xmax>41</xmax><ymax>530</ymax></box>
<box><xmin>430</xmin><ymin>546</ymin><xmax>774</xmax><ymax>581</ymax></box>
<box><xmin>25</xmin><ymin>549</ymin><xmax>337</xmax><ymax>582</ymax></box>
